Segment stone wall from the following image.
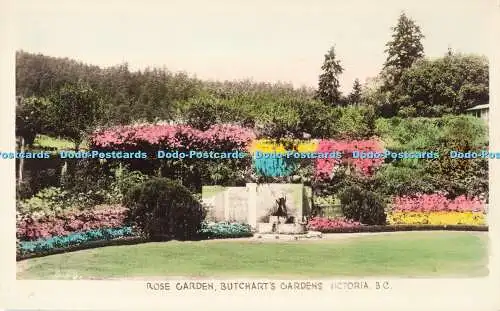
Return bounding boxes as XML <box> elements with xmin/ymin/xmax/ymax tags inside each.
<box><xmin>202</xmin><ymin>183</ymin><xmax>312</xmax><ymax>228</ymax></box>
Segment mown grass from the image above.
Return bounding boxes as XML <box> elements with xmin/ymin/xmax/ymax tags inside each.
<box><xmin>32</xmin><ymin>134</ymin><xmax>89</xmax><ymax>150</ymax></box>
<box><xmin>17</xmin><ymin>231</ymin><xmax>489</xmax><ymax>279</ymax></box>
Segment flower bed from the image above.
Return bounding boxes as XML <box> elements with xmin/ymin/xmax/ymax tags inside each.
<box><xmin>392</xmin><ymin>193</ymin><xmax>485</xmax><ymax>212</ymax></box>
<box><xmin>387</xmin><ymin>212</ymin><xmax>485</xmax><ymax>225</ymax></box>
<box><xmin>306</xmin><ymin>217</ymin><xmax>363</xmax><ymax>231</ymax></box>
<box><xmin>388</xmin><ymin>193</ymin><xmax>486</xmax><ymax>226</ymax></box>
<box><xmin>17</xmin><ymin>205</ymin><xmax>128</xmax><ymax>241</ymax></box>
<box><xmin>198</xmin><ymin>222</ymin><xmax>253</xmax><ymax>239</ymax></box>
<box><xmin>17</xmin><ymin>226</ymin><xmax>138</xmax><ymax>257</ymax></box>
<box><xmin>90</xmin><ymin>123</ymin><xmax>256</xmax><ymax>151</ymax></box>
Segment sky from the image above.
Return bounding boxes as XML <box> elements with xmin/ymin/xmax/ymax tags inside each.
<box><xmin>14</xmin><ymin>0</ymin><xmax>494</xmax><ymax>92</ymax></box>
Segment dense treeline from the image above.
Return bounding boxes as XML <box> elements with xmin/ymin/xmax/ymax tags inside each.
<box><xmin>16</xmin><ymin>51</ymin><xmax>316</xmax><ymax>126</ymax></box>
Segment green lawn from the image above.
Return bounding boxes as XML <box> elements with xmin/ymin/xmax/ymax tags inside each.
<box><xmin>32</xmin><ymin>134</ymin><xmax>89</xmax><ymax>150</ymax></box>
<box><xmin>17</xmin><ymin>231</ymin><xmax>489</xmax><ymax>279</ymax></box>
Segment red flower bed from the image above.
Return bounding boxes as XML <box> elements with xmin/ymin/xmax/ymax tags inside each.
<box><xmin>306</xmin><ymin>217</ymin><xmax>362</xmax><ymax>231</ymax></box>
<box><xmin>315</xmin><ymin>139</ymin><xmax>384</xmax><ymax>179</ymax></box>
<box><xmin>90</xmin><ymin>123</ymin><xmax>256</xmax><ymax>151</ymax></box>
<box><xmin>392</xmin><ymin>193</ymin><xmax>486</xmax><ymax>213</ymax></box>
<box><xmin>17</xmin><ymin>205</ymin><xmax>128</xmax><ymax>241</ymax></box>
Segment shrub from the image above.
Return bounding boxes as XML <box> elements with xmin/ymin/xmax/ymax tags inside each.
<box><xmin>17</xmin><ymin>187</ymin><xmax>69</xmax><ymax>215</ymax></box>
<box><xmin>339</xmin><ymin>186</ymin><xmax>387</xmax><ymax>225</ymax></box>
<box><xmin>306</xmin><ymin>217</ymin><xmax>362</xmax><ymax>231</ymax></box>
<box><xmin>17</xmin><ymin>205</ymin><xmax>128</xmax><ymax>241</ymax></box>
<box><xmin>124</xmin><ymin>177</ymin><xmax>206</xmax><ymax>240</ymax></box>
<box><xmin>17</xmin><ymin>226</ymin><xmax>136</xmax><ymax>256</ymax></box>
<box><xmin>106</xmin><ymin>165</ymin><xmax>150</xmax><ymax>204</ymax></box>
<box><xmin>198</xmin><ymin>222</ymin><xmax>253</xmax><ymax>239</ymax></box>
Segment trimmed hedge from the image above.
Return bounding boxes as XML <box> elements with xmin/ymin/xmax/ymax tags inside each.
<box><xmin>17</xmin><ymin>226</ymin><xmax>138</xmax><ymax>258</ymax></box>
<box><xmin>198</xmin><ymin>222</ymin><xmax>253</xmax><ymax>239</ymax></box>
<box><xmin>313</xmin><ymin>224</ymin><xmax>488</xmax><ymax>233</ymax></box>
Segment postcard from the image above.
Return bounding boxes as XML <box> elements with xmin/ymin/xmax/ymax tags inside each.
<box><xmin>1</xmin><ymin>0</ymin><xmax>499</xmax><ymax>310</ymax></box>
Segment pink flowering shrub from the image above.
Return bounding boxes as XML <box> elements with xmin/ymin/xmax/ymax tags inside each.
<box><xmin>315</xmin><ymin>139</ymin><xmax>384</xmax><ymax>179</ymax></box>
<box><xmin>306</xmin><ymin>217</ymin><xmax>362</xmax><ymax>231</ymax></box>
<box><xmin>392</xmin><ymin>193</ymin><xmax>485</xmax><ymax>213</ymax></box>
<box><xmin>17</xmin><ymin>205</ymin><xmax>128</xmax><ymax>241</ymax></box>
<box><xmin>90</xmin><ymin>123</ymin><xmax>256</xmax><ymax>151</ymax></box>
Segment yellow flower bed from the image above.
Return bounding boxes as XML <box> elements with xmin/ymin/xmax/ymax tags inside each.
<box><xmin>387</xmin><ymin>212</ymin><xmax>486</xmax><ymax>226</ymax></box>
<box><xmin>248</xmin><ymin>139</ymin><xmax>318</xmax><ymax>154</ymax></box>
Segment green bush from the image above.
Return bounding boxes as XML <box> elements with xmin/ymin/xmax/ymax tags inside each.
<box><xmin>18</xmin><ymin>187</ymin><xmax>69</xmax><ymax>216</ymax></box>
<box><xmin>124</xmin><ymin>177</ymin><xmax>206</xmax><ymax>241</ymax></box>
<box><xmin>107</xmin><ymin>165</ymin><xmax>150</xmax><ymax>204</ymax></box>
<box><xmin>339</xmin><ymin>186</ymin><xmax>387</xmax><ymax>225</ymax></box>
<box><xmin>373</xmin><ymin>165</ymin><xmax>436</xmax><ymax>196</ymax></box>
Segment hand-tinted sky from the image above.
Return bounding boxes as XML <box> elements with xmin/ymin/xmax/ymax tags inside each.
<box><xmin>15</xmin><ymin>0</ymin><xmax>493</xmax><ymax>91</ymax></box>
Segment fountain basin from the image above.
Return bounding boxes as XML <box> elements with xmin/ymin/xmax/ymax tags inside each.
<box><xmin>256</xmin><ymin>222</ymin><xmax>306</xmax><ymax>234</ymax></box>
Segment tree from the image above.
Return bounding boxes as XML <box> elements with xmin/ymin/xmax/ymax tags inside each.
<box><xmin>382</xmin><ymin>12</ymin><xmax>425</xmax><ymax>89</ymax></box>
<box><xmin>316</xmin><ymin>46</ymin><xmax>344</xmax><ymax>106</ymax></box>
<box><xmin>15</xmin><ymin>96</ymin><xmax>54</xmax><ymax>187</ymax></box>
<box><xmin>348</xmin><ymin>78</ymin><xmax>362</xmax><ymax>105</ymax></box>
<box><xmin>49</xmin><ymin>80</ymin><xmax>103</xmax><ymax>149</ymax></box>
<box><xmin>15</xmin><ymin>96</ymin><xmax>54</xmax><ymax>146</ymax></box>
<box><xmin>393</xmin><ymin>54</ymin><xmax>489</xmax><ymax>117</ymax></box>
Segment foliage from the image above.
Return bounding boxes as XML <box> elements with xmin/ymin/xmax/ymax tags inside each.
<box><xmin>393</xmin><ymin>54</ymin><xmax>489</xmax><ymax>117</ymax></box>
<box><xmin>374</xmin><ymin>115</ymin><xmax>488</xmax><ymax>198</ymax></box>
<box><xmin>387</xmin><ymin>212</ymin><xmax>485</xmax><ymax>226</ymax></box>
<box><xmin>306</xmin><ymin>217</ymin><xmax>362</xmax><ymax>231</ymax></box>
<box><xmin>316</xmin><ymin>46</ymin><xmax>344</xmax><ymax>106</ymax></box>
<box><xmin>16</xmin><ymin>51</ymin><xmax>316</xmax><ymax>127</ymax></box>
<box><xmin>107</xmin><ymin>165</ymin><xmax>150</xmax><ymax>204</ymax></box>
<box><xmin>339</xmin><ymin>185</ymin><xmax>387</xmax><ymax>225</ymax></box>
<box><xmin>90</xmin><ymin>123</ymin><xmax>255</xmax><ymax>151</ymax></box>
<box><xmin>382</xmin><ymin>12</ymin><xmax>425</xmax><ymax>88</ymax></box>
<box><xmin>375</xmin><ymin>115</ymin><xmax>488</xmax><ymax>151</ymax></box>
<box><xmin>347</xmin><ymin>78</ymin><xmax>363</xmax><ymax>105</ymax></box>
<box><xmin>198</xmin><ymin>222</ymin><xmax>253</xmax><ymax>239</ymax></box>
<box><xmin>48</xmin><ymin>80</ymin><xmax>103</xmax><ymax>149</ymax></box>
<box><xmin>17</xmin><ymin>226</ymin><xmax>136</xmax><ymax>256</ymax></box>
<box><xmin>18</xmin><ymin>187</ymin><xmax>104</xmax><ymax>217</ymax></box>
<box><xmin>124</xmin><ymin>177</ymin><xmax>206</xmax><ymax>240</ymax></box>
<box><xmin>17</xmin><ymin>205</ymin><xmax>128</xmax><ymax>241</ymax></box>
<box><xmin>59</xmin><ymin>159</ymin><xmax>114</xmax><ymax>206</ymax></box>
<box><xmin>15</xmin><ymin>97</ymin><xmax>53</xmax><ymax>146</ymax></box>
<box><xmin>336</xmin><ymin>106</ymin><xmax>377</xmax><ymax>138</ymax></box>
<box><xmin>373</xmin><ymin>165</ymin><xmax>436</xmax><ymax>196</ymax></box>
<box><xmin>183</xmin><ymin>95</ymin><xmax>254</xmax><ymax>130</ymax></box>
<box><xmin>17</xmin><ymin>187</ymin><xmax>72</xmax><ymax>216</ymax></box>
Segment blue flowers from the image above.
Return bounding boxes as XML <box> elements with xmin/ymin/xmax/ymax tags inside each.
<box><xmin>18</xmin><ymin>226</ymin><xmax>136</xmax><ymax>256</ymax></box>
<box><xmin>199</xmin><ymin>222</ymin><xmax>253</xmax><ymax>239</ymax></box>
